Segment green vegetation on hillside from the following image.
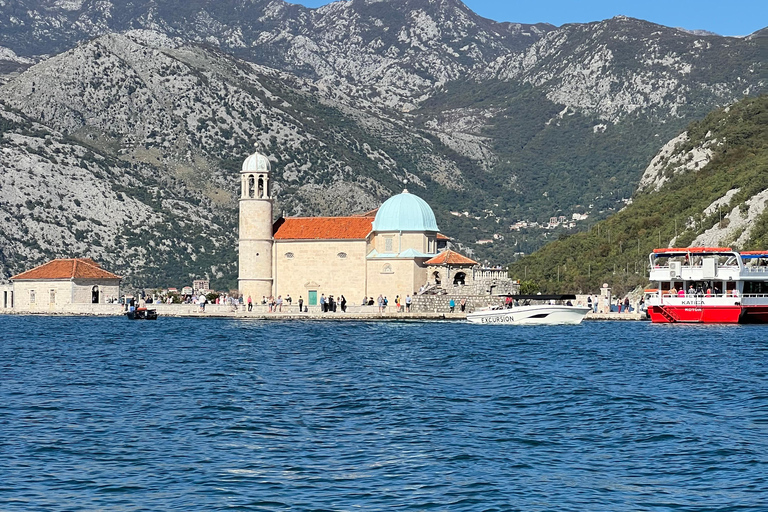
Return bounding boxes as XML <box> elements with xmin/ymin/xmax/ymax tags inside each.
<box><xmin>507</xmin><ymin>94</ymin><xmax>768</xmax><ymax>296</ymax></box>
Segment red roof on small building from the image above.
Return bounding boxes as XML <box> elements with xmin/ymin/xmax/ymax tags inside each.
<box><xmin>436</xmin><ymin>233</ymin><xmax>450</xmax><ymax>241</ymax></box>
<box><xmin>425</xmin><ymin>249</ymin><xmax>478</xmax><ymax>266</ymax></box>
<box><xmin>11</xmin><ymin>258</ymin><xmax>122</xmax><ymax>281</ymax></box>
<box><xmin>273</xmin><ymin>217</ymin><xmax>373</xmax><ymax>240</ymax></box>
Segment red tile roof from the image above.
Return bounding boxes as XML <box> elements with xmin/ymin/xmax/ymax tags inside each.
<box><xmin>436</xmin><ymin>233</ymin><xmax>450</xmax><ymax>240</ymax></box>
<box><xmin>425</xmin><ymin>249</ymin><xmax>478</xmax><ymax>266</ymax></box>
<box><xmin>273</xmin><ymin>217</ymin><xmax>373</xmax><ymax>240</ymax></box>
<box><xmin>11</xmin><ymin>258</ymin><xmax>122</xmax><ymax>281</ymax></box>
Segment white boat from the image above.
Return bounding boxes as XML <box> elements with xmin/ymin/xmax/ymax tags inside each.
<box><xmin>467</xmin><ymin>295</ymin><xmax>591</xmax><ymax>325</ymax></box>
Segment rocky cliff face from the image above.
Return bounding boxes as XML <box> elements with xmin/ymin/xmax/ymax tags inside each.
<box><xmin>0</xmin><ymin>0</ymin><xmax>552</xmax><ymax>111</ymax></box>
<box><xmin>0</xmin><ymin>0</ymin><xmax>765</xmax><ymax>286</ymax></box>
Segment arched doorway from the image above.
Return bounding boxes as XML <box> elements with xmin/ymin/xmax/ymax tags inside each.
<box><xmin>453</xmin><ymin>272</ymin><xmax>466</xmax><ymax>286</ymax></box>
<box><xmin>432</xmin><ymin>271</ymin><xmax>441</xmax><ymax>286</ymax></box>
<box><xmin>91</xmin><ymin>286</ymin><xmax>100</xmax><ymax>304</ymax></box>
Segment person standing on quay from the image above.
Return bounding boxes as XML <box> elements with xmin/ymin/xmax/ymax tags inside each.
<box><xmin>340</xmin><ymin>295</ymin><xmax>347</xmax><ymax>312</ymax></box>
<box><xmin>406</xmin><ymin>294</ymin><xmax>412</xmax><ymax>312</ymax></box>
<box><xmin>298</xmin><ymin>296</ymin><xmax>304</xmax><ymax>312</ymax></box>
<box><xmin>449</xmin><ymin>298</ymin><xmax>455</xmax><ymax>313</ymax></box>
<box><xmin>247</xmin><ymin>295</ymin><xmax>252</xmax><ymax>312</ymax></box>
<box><xmin>460</xmin><ymin>298</ymin><xmax>466</xmax><ymax>312</ymax></box>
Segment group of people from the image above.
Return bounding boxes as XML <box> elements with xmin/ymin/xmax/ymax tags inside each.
<box><xmin>320</xmin><ymin>294</ymin><xmax>346</xmax><ymax>312</ymax></box>
<box><xmin>361</xmin><ymin>294</ymin><xmax>414</xmax><ymax>313</ymax></box>
<box><xmin>449</xmin><ymin>298</ymin><xmax>467</xmax><ymax>313</ymax></box>
<box><xmin>668</xmin><ymin>284</ymin><xmax>724</xmax><ymax>297</ymax></box>
<box><xmin>585</xmin><ymin>294</ymin><xmax>645</xmax><ymax>314</ymax></box>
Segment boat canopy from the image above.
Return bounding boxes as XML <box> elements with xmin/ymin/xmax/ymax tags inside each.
<box><xmin>739</xmin><ymin>251</ymin><xmax>768</xmax><ymax>259</ymax></box>
<box><xmin>653</xmin><ymin>247</ymin><xmax>732</xmax><ymax>255</ymax></box>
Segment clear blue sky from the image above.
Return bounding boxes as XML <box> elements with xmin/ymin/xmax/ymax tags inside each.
<box><xmin>291</xmin><ymin>0</ymin><xmax>767</xmax><ymax>36</ymax></box>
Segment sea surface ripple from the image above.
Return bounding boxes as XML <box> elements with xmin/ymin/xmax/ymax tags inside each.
<box><xmin>1</xmin><ymin>316</ymin><xmax>767</xmax><ymax>511</ymax></box>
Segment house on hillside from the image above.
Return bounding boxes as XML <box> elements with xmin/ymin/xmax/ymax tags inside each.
<box><xmin>9</xmin><ymin>258</ymin><xmax>121</xmax><ymax>312</ymax></box>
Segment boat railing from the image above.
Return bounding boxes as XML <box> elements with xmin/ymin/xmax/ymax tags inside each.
<box><xmin>742</xmin><ymin>266</ymin><xmax>768</xmax><ymax>274</ymax></box>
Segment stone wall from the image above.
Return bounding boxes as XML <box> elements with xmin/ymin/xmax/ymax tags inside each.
<box><xmin>411</xmin><ymin>294</ymin><xmax>504</xmax><ymax>313</ymax></box>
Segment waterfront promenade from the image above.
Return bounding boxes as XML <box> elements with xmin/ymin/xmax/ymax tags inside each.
<box><xmin>0</xmin><ymin>302</ymin><xmax>645</xmax><ymax>320</ymax></box>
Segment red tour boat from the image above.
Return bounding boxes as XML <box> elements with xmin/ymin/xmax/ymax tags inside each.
<box><xmin>646</xmin><ymin>247</ymin><xmax>768</xmax><ymax>323</ymax></box>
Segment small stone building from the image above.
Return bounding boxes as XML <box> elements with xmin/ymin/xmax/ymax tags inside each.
<box><xmin>10</xmin><ymin>258</ymin><xmax>121</xmax><ymax>312</ymax></box>
<box><xmin>413</xmin><ymin>249</ymin><xmax>520</xmax><ymax>313</ymax></box>
<box><xmin>425</xmin><ymin>249</ymin><xmax>479</xmax><ymax>289</ymax></box>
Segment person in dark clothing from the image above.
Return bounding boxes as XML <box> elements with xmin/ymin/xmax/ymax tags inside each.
<box><xmin>340</xmin><ymin>295</ymin><xmax>347</xmax><ymax>312</ymax></box>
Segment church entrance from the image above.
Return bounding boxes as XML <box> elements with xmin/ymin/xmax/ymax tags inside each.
<box><xmin>91</xmin><ymin>286</ymin><xmax>100</xmax><ymax>304</ymax></box>
<box><xmin>308</xmin><ymin>290</ymin><xmax>317</xmax><ymax>306</ymax></box>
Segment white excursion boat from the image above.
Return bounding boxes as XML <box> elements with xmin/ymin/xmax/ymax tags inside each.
<box><xmin>467</xmin><ymin>295</ymin><xmax>591</xmax><ymax>325</ymax></box>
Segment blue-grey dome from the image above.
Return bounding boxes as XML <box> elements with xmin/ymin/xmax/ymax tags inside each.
<box><xmin>372</xmin><ymin>190</ymin><xmax>439</xmax><ymax>232</ymax></box>
<box><xmin>241</xmin><ymin>149</ymin><xmax>271</xmax><ymax>174</ymax></box>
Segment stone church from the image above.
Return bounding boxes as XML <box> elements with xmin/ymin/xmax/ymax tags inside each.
<box><xmin>237</xmin><ymin>147</ymin><xmax>488</xmax><ymax>306</ymax></box>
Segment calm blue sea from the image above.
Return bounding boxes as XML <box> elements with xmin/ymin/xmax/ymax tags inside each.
<box><xmin>1</xmin><ymin>316</ymin><xmax>766</xmax><ymax>511</ymax></box>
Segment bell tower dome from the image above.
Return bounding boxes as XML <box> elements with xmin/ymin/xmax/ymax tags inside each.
<box><xmin>238</xmin><ymin>145</ymin><xmax>274</xmax><ymax>300</ymax></box>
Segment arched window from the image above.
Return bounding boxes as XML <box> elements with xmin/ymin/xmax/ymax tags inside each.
<box><xmin>433</xmin><ymin>271</ymin><xmax>441</xmax><ymax>286</ymax></box>
<box><xmin>258</xmin><ymin>176</ymin><xmax>264</xmax><ymax>198</ymax></box>
<box><xmin>248</xmin><ymin>175</ymin><xmax>255</xmax><ymax>198</ymax></box>
<box><xmin>91</xmin><ymin>285</ymin><xmax>100</xmax><ymax>304</ymax></box>
<box><xmin>337</xmin><ymin>252</ymin><xmax>347</xmax><ymax>259</ymax></box>
<box><xmin>453</xmin><ymin>272</ymin><xmax>466</xmax><ymax>287</ymax></box>
<box><xmin>382</xmin><ymin>264</ymin><xmax>393</xmax><ymax>274</ymax></box>
<box><xmin>285</xmin><ymin>252</ymin><xmax>294</xmax><ymax>259</ymax></box>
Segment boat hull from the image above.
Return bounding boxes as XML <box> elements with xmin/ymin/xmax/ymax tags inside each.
<box><xmin>648</xmin><ymin>305</ymin><xmax>768</xmax><ymax>324</ymax></box>
<box><xmin>467</xmin><ymin>305</ymin><xmax>591</xmax><ymax>325</ymax></box>
<box><xmin>126</xmin><ymin>308</ymin><xmax>158</xmax><ymax>320</ymax></box>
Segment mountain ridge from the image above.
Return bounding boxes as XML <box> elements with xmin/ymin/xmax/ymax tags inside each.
<box><xmin>0</xmin><ymin>0</ymin><xmax>766</xmax><ymax>287</ymax></box>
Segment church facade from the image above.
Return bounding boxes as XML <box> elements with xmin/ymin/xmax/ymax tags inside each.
<box><xmin>237</xmin><ymin>148</ymin><xmax>451</xmax><ymax>306</ymax></box>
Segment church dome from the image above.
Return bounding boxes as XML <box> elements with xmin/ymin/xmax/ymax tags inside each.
<box><xmin>241</xmin><ymin>148</ymin><xmax>271</xmax><ymax>174</ymax></box>
<box><xmin>372</xmin><ymin>190</ymin><xmax>439</xmax><ymax>232</ymax></box>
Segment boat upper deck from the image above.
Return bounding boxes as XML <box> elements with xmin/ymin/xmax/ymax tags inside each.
<box><xmin>648</xmin><ymin>247</ymin><xmax>768</xmax><ymax>282</ymax></box>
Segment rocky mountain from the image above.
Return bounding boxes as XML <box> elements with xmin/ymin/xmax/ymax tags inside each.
<box><xmin>0</xmin><ymin>30</ymin><xmax>488</xmax><ymax>287</ymax></box>
<box><xmin>0</xmin><ymin>0</ymin><xmax>552</xmax><ymax>111</ymax></box>
<box><xmin>0</xmin><ymin>0</ymin><xmax>765</xmax><ymax>288</ymax></box>
<box><xmin>508</xmin><ymin>94</ymin><xmax>768</xmax><ymax>295</ymax></box>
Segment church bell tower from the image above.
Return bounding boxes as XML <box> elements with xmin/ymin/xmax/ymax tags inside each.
<box><xmin>238</xmin><ymin>146</ymin><xmax>274</xmax><ymax>300</ymax></box>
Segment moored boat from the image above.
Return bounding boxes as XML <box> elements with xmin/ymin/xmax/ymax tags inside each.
<box><xmin>646</xmin><ymin>247</ymin><xmax>768</xmax><ymax>323</ymax></box>
<box><xmin>126</xmin><ymin>307</ymin><xmax>158</xmax><ymax>320</ymax></box>
<box><xmin>467</xmin><ymin>295</ymin><xmax>591</xmax><ymax>325</ymax></box>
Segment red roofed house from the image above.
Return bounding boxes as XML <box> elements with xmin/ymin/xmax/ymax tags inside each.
<box><xmin>9</xmin><ymin>258</ymin><xmax>121</xmax><ymax>312</ymax></box>
<box><xmin>236</xmin><ymin>147</ymin><xmax>475</xmax><ymax>307</ymax></box>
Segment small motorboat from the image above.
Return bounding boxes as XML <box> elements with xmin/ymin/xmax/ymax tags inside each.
<box><xmin>126</xmin><ymin>307</ymin><xmax>158</xmax><ymax>320</ymax></box>
<box><xmin>467</xmin><ymin>294</ymin><xmax>590</xmax><ymax>325</ymax></box>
